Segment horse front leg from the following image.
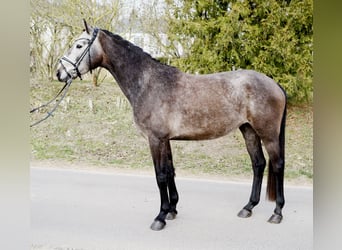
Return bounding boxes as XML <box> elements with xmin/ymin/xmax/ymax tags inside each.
<box><xmin>149</xmin><ymin>136</ymin><xmax>174</xmax><ymax>231</ymax></box>
<box><xmin>165</xmin><ymin>140</ymin><xmax>179</xmax><ymax>220</ymax></box>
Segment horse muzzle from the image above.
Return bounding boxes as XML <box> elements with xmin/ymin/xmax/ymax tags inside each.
<box><xmin>56</xmin><ymin>62</ymin><xmax>78</xmax><ymax>83</ymax></box>
<box><xmin>56</xmin><ymin>68</ymin><xmax>72</xmax><ymax>83</ymax></box>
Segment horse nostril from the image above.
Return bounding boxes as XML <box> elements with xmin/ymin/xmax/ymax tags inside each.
<box><xmin>56</xmin><ymin>71</ymin><xmax>60</xmax><ymax>79</ymax></box>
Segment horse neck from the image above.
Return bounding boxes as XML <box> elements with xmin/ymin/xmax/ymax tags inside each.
<box><xmin>99</xmin><ymin>31</ymin><xmax>153</xmax><ymax>105</ymax></box>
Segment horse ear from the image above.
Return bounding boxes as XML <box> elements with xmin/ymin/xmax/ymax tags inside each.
<box><xmin>83</xmin><ymin>19</ymin><xmax>90</xmax><ymax>34</ymax></box>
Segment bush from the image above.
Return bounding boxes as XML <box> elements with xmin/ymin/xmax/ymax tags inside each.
<box><xmin>166</xmin><ymin>0</ymin><xmax>313</xmax><ymax>104</ymax></box>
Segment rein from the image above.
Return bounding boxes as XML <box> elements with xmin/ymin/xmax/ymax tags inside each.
<box><xmin>30</xmin><ymin>79</ymin><xmax>72</xmax><ymax>127</ymax></box>
<box><xmin>30</xmin><ymin>28</ymin><xmax>99</xmax><ymax>127</ymax></box>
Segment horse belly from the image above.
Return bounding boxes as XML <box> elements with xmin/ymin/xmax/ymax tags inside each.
<box><xmin>168</xmin><ymin>108</ymin><xmax>245</xmax><ymax>140</ymax></box>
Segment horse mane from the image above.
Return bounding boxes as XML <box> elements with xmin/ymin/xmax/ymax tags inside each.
<box><xmin>100</xmin><ymin>29</ymin><xmax>174</xmax><ymax>68</ymax></box>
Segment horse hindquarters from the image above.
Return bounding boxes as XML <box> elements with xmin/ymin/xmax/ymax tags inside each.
<box><xmin>239</xmin><ymin>84</ymin><xmax>286</xmax><ymax>223</ymax></box>
<box><xmin>254</xmin><ymin>101</ymin><xmax>286</xmax><ymax>223</ymax></box>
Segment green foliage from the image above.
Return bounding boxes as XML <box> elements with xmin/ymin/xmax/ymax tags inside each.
<box><xmin>166</xmin><ymin>0</ymin><xmax>313</xmax><ymax>104</ymax></box>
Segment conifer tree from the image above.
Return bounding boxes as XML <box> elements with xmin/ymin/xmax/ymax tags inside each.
<box><xmin>165</xmin><ymin>0</ymin><xmax>313</xmax><ymax>103</ymax></box>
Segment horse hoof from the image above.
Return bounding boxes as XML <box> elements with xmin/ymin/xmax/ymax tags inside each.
<box><xmin>268</xmin><ymin>214</ymin><xmax>283</xmax><ymax>224</ymax></box>
<box><xmin>237</xmin><ymin>208</ymin><xmax>252</xmax><ymax>218</ymax></box>
<box><xmin>150</xmin><ymin>220</ymin><xmax>166</xmax><ymax>231</ymax></box>
<box><xmin>166</xmin><ymin>212</ymin><xmax>177</xmax><ymax>220</ymax></box>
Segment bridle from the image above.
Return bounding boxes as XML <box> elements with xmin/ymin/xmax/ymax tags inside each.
<box><xmin>30</xmin><ymin>28</ymin><xmax>99</xmax><ymax>127</ymax></box>
<box><xmin>59</xmin><ymin>27</ymin><xmax>99</xmax><ymax>80</ymax></box>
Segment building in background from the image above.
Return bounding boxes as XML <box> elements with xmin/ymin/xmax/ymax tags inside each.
<box><xmin>115</xmin><ymin>0</ymin><xmax>182</xmax><ymax>59</ymax></box>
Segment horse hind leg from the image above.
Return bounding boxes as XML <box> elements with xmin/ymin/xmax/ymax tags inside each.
<box><xmin>237</xmin><ymin>123</ymin><xmax>266</xmax><ymax>219</ymax></box>
<box><xmin>263</xmin><ymin>138</ymin><xmax>285</xmax><ymax>224</ymax></box>
<box><xmin>262</xmin><ymin>104</ymin><xmax>286</xmax><ymax>224</ymax></box>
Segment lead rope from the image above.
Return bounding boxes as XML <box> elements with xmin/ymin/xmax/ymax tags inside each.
<box><xmin>30</xmin><ymin>79</ymin><xmax>72</xmax><ymax>127</ymax></box>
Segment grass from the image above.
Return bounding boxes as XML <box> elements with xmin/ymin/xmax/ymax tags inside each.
<box><xmin>30</xmin><ymin>78</ymin><xmax>313</xmax><ymax>184</ymax></box>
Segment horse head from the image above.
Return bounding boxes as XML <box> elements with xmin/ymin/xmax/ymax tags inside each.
<box><xmin>56</xmin><ymin>20</ymin><xmax>102</xmax><ymax>83</ymax></box>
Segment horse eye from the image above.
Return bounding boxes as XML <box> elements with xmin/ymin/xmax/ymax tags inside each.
<box><xmin>76</xmin><ymin>44</ymin><xmax>83</xmax><ymax>49</ymax></box>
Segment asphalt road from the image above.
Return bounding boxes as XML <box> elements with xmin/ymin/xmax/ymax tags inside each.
<box><xmin>31</xmin><ymin>167</ymin><xmax>313</xmax><ymax>250</ymax></box>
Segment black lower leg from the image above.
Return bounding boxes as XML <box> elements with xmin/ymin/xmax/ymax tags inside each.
<box><xmin>167</xmin><ymin>173</ymin><xmax>178</xmax><ymax>219</ymax></box>
<box><xmin>156</xmin><ymin>173</ymin><xmax>171</xmax><ymax>221</ymax></box>
<box><xmin>238</xmin><ymin>124</ymin><xmax>266</xmax><ymax>218</ymax></box>
<box><xmin>238</xmin><ymin>162</ymin><xmax>265</xmax><ymax>218</ymax></box>
<box><xmin>149</xmin><ymin>137</ymin><xmax>174</xmax><ymax>230</ymax></box>
<box><xmin>165</xmin><ymin>140</ymin><xmax>178</xmax><ymax>219</ymax></box>
<box><xmin>246</xmin><ymin>160</ymin><xmax>266</xmax><ymax>207</ymax></box>
<box><xmin>150</xmin><ymin>172</ymin><xmax>170</xmax><ymax>230</ymax></box>
<box><xmin>268</xmin><ymin>158</ymin><xmax>285</xmax><ymax>224</ymax></box>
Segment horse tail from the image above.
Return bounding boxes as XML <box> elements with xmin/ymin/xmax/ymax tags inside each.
<box><xmin>267</xmin><ymin>86</ymin><xmax>287</xmax><ymax>201</ymax></box>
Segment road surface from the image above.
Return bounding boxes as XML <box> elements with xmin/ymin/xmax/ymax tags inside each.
<box><xmin>31</xmin><ymin>167</ymin><xmax>312</xmax><ymax>250</ymax></box>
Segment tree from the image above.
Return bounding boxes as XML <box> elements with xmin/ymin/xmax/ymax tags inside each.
<box><xmin>30</xmin><ymin>0</ymin><xmax>121</xmax><ymax>85</ymax></box>
<box><xmin>164</xmin><ymin>0</ymin><xmax>313</xmax><ymax>103</ymax></box>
